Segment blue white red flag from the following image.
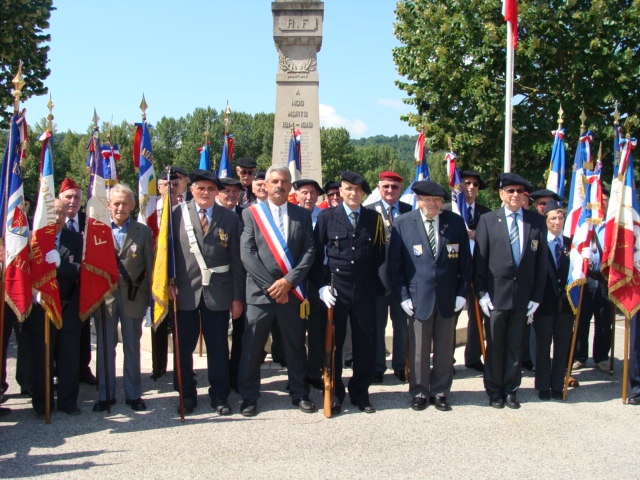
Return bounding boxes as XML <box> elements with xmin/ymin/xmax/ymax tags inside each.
<box><xmin>400</xmin><ymin>130</ymin><xmax>430</xmax><ymax>209</ymax></box>
<box><xmin>546</xmin><ymin>128</ymin><xmax>566</xmax><ymax>199</ymax></box>
<box><xmin>198</xmin><ymin>142</ymin><xmax>211</xmax><ymax>171</ymax></box>
<box><xmin>564</xmin><ymin>131</ymin><xmax>592</xmax><ymax>237</ymax></box>
<box><xmin>79</xmin><ymin>134</ymin><xmax>119</xmax><ymax>320</ymax></box>
<box><xmin>601</xmin><ymin>137</ymin><xmax>640</xmax><ymax>318</ymax></box>
<box><xmin>217</xmin><ymin>133</ymin><xmax>234</xmax><ymax>178</ymax></box>
<box><xmin>288</xmin><ymin>129</ymin><xmax>302</xmax><ymax>183</ymax></box>
<box><xmin>137</xmin><ymin>121</ymin><xmax>158</xmax><ymax>240</ymax></box>
<box><xmin>101</xmin><ymin>143</ymin><xmax>119</xmax><ymax>189</ymax></box>
<box><xmin>0</xmin><ymin>112</ymin><xmax>32</xmax><ymax>320</ymax></box>
<box><xmin>30</xmin><ymin>131</ymin><xmax>62</xmax><ymax>328</ymax></box>
<box><xmin>446</xmin><ymin>151</ymin><xmax>470</xmax><ymax>227</ymax></box>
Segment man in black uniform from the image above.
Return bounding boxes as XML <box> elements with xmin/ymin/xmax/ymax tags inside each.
<box><xmin>312</xmin><ymin>171</ymin><xmax>386</xmax><ymax>414</ymax></box>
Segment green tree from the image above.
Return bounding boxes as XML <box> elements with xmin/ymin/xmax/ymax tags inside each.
<box><xmin>394</xmin><ymin>0</ymin><xmax>640</xmax><ymax>189</ymax></box>
<box><xmin>0</xmin><ymin>0</ymin><xmax>54</xmax><ymax>127</ymax></box>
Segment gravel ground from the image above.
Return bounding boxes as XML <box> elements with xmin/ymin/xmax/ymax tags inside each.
<box><xmin>1</xmin><ymin>320</ymin><xmax>638</xmax><ymax>479</ymax></box>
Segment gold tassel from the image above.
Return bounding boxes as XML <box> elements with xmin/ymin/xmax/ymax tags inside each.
<box><xmin>299</xmin><ymin>299</ymin><xmax>310</xmax><ymax>319</ymax></box>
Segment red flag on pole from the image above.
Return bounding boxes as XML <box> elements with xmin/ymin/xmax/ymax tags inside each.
<box><xmin>503</xmin><ymin>0</ymin><xmax>518</xmax><ymax>49</ymax></box>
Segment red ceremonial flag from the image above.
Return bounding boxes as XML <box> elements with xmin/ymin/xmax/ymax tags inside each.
<box><xmin>503</xmin><ymin>0</ymin><xmax>518</xmax><ymax>49</ymax></box>
<box><xmin>30</xmin><ymin>131</ymin><xmax>63</xmax><ymax>328</ymax></box>
<box><xmin>79</xmin><ymin>135</ymin><xmax>119</xmax><ymax>320</ymax></box>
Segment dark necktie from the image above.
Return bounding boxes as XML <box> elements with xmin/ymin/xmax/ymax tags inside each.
<box><xmin>509</xmin><ymin>212</ymin><xmax>521</xmax><ymax>266</ymax></box>
<box><xmin>555</xmin><ymin>237</ymin><xmax>563</xmax><ymax>268</ymax></box>
<box><xmin>387</xmin><ymin>205</ymin><xmax>394</xmax><ymax>226</ymax></box>
<box><xmin>200</xmin><ymin>208</ymin><xmax>209</xmax><ymax>234</ymax></box>
<box><xmin>467</xmin><ymin>205</ymin><xmax>475</xmax><ymax>229</ymax></box>
<box><xmin>66</xmin><ymin>218</ymin><xmax>74</xmax><ymax>231</ymax></box>
<box><xmin>349</xmin><ymin>211</ymin><xmax>358</xmax><ymax>228</ymax></box>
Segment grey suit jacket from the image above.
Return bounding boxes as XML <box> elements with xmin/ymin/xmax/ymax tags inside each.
<box><xmin>101</xmin><ymin>219</ymin><xmax>154</xmax><ymax>319</ymax></box>
<box><xmin>173</xmin><ymin>201</ymin><xmax>244</xmax><ymax>311</ymax></box>
<box><xmin>241</xmin><ymin>200</ymin><xmax>315</xmax><ymax>305</ymax></box>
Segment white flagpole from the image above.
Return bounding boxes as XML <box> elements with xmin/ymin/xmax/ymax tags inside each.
<box><xmin>504</xmin><ymin>21</ymin><xmax>514</xmax><ymax>173</ymax></box>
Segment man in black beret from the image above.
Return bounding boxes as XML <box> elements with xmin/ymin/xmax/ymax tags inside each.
<box><xmin>389</xmin><ymin>181</ymin><xmax>471</xmax><ymax>411</ymax></box>
<box><xmin>474</xmin><ymin>172</ymin><xmax>547</xmax><ymax>409</ymax></box>
<box><xmin>310</xmin><ymin>171</ymin><xmax>386</xmax><ymax>414</ymax></box>
<box><xmin>529</xmin><ymin>189</ymin><xmax>561</xmax><ymax>216</ymax></box>
<box><xmin>169</xmin><ymin>169</ymin><xmax>245</xmax><ymax>415</ymax></box>
<box><xmin>236</xmin><ymin>158</ymin><xmax>257</xmax><ymax>206</ymax></box>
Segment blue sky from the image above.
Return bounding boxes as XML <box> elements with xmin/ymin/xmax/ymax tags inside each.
<box><xmin>22</xmin><ymin>1</ymin><xmax>418</xmax><ymax>139</ymax></box>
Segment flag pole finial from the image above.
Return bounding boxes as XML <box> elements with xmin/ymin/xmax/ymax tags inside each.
<box><xmin>92</xmin><ymin>108</ymin><xmax>100</xmax><ymax>129</ymax></box>
<box><xmin>12</xmin><ymin>61</ymin><xmax>25</xmax><ymax>113</ymax></box>
<box><xmin>224</xmin><ymin>102</ymin><xmax>231</xmax><ymax>134</ymax></box>
<box><xmin>46</xmin><ymin>95</ymin><xmax>54</xmax><ymax>133</ymax></box>
<box><xmin>447</xmin><ymin>135</ymin><xmax>453</xmax><ymax>152</ymax></box>
<box><xmin>613</xmin><ymin>101</ymin><xmax>620</xmax><ymax>126</ymax></box>
<box><xmin>580</xmin><ymin>109</ymin><xmax>587</xmax><ymax>135</ymax></box>
<box><xmin>557</xmin><ymin>104</ymin><xmax>564</xmax><ymax>128</ymax></box>
<box><xmin>140</xmin><ymin>94</ymin><xmax>148</xmax><ymax>121</ymax></box>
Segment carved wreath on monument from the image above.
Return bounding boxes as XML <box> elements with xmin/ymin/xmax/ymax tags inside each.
<box><xmin>277</xmin><ymin>45</ymin><xmax>318</xmax><ymax>74</ymax></box>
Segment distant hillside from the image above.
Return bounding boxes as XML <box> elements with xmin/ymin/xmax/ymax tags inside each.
<box><xmin>351</xmin><ymin>134</ymin><xmax>416</xmax><ymax>164</ymax></box>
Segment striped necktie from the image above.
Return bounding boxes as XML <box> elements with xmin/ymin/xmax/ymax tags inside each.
<box><xmin>200</xmin><ymin>208</ymin><xmax>209</xmax><ymax>234</ymax></box>
<box><xmin>426</xmin><ymin>218</ymin><xmax>437</xmax><ymax>256</ymax></box>
<box><xmin>509</xmin><ymin>212</ymin><xmax>521</xmax><ymax>266</ymax></box>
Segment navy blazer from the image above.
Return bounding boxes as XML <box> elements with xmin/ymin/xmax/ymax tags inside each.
<box><xmin>474</xmin><ymin>208</ymin><xmax>548</xmax><ymax>310</ymax></box>
<box><xmin>389</xmin><ymin>209</ymin><xmax>471</xmax><ymax>319</ymax></box>
<box><xmin>537</xmin><ymin>235</ymin><xmax>572</xmax><ymax>316</ymax></box>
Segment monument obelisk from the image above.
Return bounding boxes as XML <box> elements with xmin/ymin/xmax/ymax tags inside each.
<box><xmin>271</xmin><ymin>1</ymin><xmax>324</xmax><ymax>184</ymax></box>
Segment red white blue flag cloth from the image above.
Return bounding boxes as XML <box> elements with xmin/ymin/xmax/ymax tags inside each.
<box><xmin>0</xmin><ymin>112</ymin><xmax>32</xmax><ymax>320</ymax></box>
<box><xmin>79</xmin><ymin>135</ymin><xmax>119</xmax><ymax>320</ymax></box>
<box><xmin>217</xmin><ymin>133</ymin><xmax>234</xmax><ymax>178</ymax></box>
<box><xmin>601</xmin><ymin>137</ymin><xmax>640</xmax><ymax>318</ymax></box>
<box><xmin>446</xmin><ymin>151</ymin><xmax>470</xmax><ymax>228</ymax></box>
<box><xmin>30</xmin><ymin>131</ymin><xmax>63</xmax><ymax>328</ymax></box>
<box><xmin>288</xmin><ymin>129</ymin><xmax>302</xmax><ymax>183</ymax></box>
<box><xmin>546</xmin><ymin>128</ymin><xmax>566</xmax><ymax>199</ymax></box>
<box><xmin>400</xmin><ymin>131</ymin><xmax>430</xmax><ymax>209</ymax></box>
<box><xmin>101</xmin><ymin>143</ymin><xmax>120</xmax><ymax>188</ymax></box>
<box><xmin>564</xmin><ymin>131</ymin><xmax>592</xmax><ymax>237</ymax></box>
<box><xmin>503</xmin><ymin>0</ymin><xmax>518</xmax><ymax>49</ymax></box>
<box><xmin>198</xmin><ymin>142</ymin><xmax>211</xmax><ymax>171</ymax></box>
<box><xmin>136</xmin><ymin>121</ymin><xmax>158</xmax><ymax>240</ymax></box>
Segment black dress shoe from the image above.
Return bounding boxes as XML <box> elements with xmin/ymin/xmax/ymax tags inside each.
<box><xmin>240</xmin><ymin>399</ymin><xmax>257</xmax><ymax>417</ymax></box>
<box><xmin>64</xmin><ymin>405</ymin><xmax>82</xmax><ymax>416</ymax></box>
<box><xmin>432</xmin><ymin>396</ymin><xmax>452</xmax><ymax>411</ymax></box>
<box><xmin>292</xmin><ymin>396</ymin><xmax>317</xmax><ymax>413</ymax></box>
<box><xmin>211</xmin><ymin>398</ymin><xmax>231</xmax><ymax>415</ymax></box>
<box><xmin>150</xmin><ymin>370</ymin><xmax>165</xmax><ymax>381</ymax></box>
<box><xmin>628</xmin><ymin>394</ymin><xmax>640</xmax><ymax>405</ymax></box>
<box><xmin>352</xmin><ymin>401</ymin><xmax>375</xmax><ymax>413</ymax></box>
<box><xmin>490</xmin><ymin>397</ymin><xmax>505</xmax><ymax>409</ymax></box>
<box><xmin>92</xmin><ymin>399</ymin><xmax>116</xmax><ymax>412</ymax></box>
<box><xmin>80</xmin><ymin>372</ymin><xmax>97</xmax><ymax>386</ymax></box>
<box><xmin>331</xmin><ymin>401</ymin><xmax>342</xmax><ymax>415</ymax></box>
<box><xmin>551</xmin><ymin>390</ymin><xmax>564</xmax><ymax>400</ymax></box>
<box><xmin>411</xmin><ymin>396</ymin><xmax>428</xmax><ymax>411</ymax></box>
<box><xmin>505</xmin><ymin>394</ymin><xmax>520</xmax><ymax>409</ymax></box>
<box><xmin>372</xmin><ymin>372</ymin><xmax>384</xmax><ymax>384</ymax></box>
<box><xmin>180</xmin><ymin>397</ymin><xmax>197</xmax><ymax>414</ymax></box>
<box><xmin>393</xmin><ymin>370</ymin><xmax>406</xmax><ymax>382</ymax></box>
<box><xmin>522</xmin><ymin>360</ymin><xmax>535</xmax><ymax>372</ymax></box>
<box><xmin>305</xmin><ymin>376</ymin><xmax>324</xmax><ymax>391</ymax></box>
<box><xmin>0</xmin><ymin>407</ymin><xmax>10</xmax><ymax>417</ymax></box>
<box><xmin>344</xmin><ymin>359</ymin><xmax>353</xmax><ymax>368</ymax></box>
<box><xmin>465</xmin><ymin>361</ymin><xmax>484</xmax><ymax>373</ymax></box>
<box><xmin>126</xmin><ymin>398</ymin><xmax>147</xmax><ymax>411</ymax></box>
<box><xmin>538</xmin><ymin>390</ymin><xmax>551</xmax><ymax>401</ymax></box>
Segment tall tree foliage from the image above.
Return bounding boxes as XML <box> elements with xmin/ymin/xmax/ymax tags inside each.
<box><xmin>394</xmin><ymin>0</ymin><xmax>640</xmax><ymax>188</ymax></box>
<box><xmin>0</xmin><ymin>0</ymin><xmax>54</xmax><ymax>127</ymax></box>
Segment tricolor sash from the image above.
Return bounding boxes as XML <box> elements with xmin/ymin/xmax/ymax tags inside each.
<box><xmin>248</xmin><ymin>202</ymin><xmax>310</xmax><ymax>318</ymax></box>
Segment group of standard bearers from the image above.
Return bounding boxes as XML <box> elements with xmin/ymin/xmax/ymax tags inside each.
<box><xmin>2</xmin><ymin>162</ymin><xmax>638</xmax><ymax>419</ymax></box>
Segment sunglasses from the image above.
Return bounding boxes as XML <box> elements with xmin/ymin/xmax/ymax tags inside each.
<box><xmin>464</xmin><ymin>181</ymin><xmax>480</xmax><ymax>187</ymax></box>
<box><xmin>327</xmin><ymin>192</ymin><xmax>340</xmax><ymax>197</ymax></box>
<box><xmin>238</xmin><ymin>169</ymin><xmax>256</xmax><ymax>176</ymax></box>
<box><xmin>504</xmin><ymin>188</ymin><xmax>524</xmax><ymax>195</ymax></box>
<box><xmin>381</xmin><ymin>185</ymin><xmax>400</xmax><ymax>190</ymax></box>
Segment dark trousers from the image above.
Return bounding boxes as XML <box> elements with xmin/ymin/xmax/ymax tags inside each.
<box><xmin>463</xmin><ymin>289</ymin><xmax>483</xmax><ymax>365</ymax></box>
<box><xmin>177</xmin><ymin>301</ymin><xmax>230</xmax><ymax>401</ymax></box>
<box><xmin>332</xmin><ymin>295</ymin><xmax>376</xmax><ymax>405</ymax></box>
<box><xmin>151</xmin><ymin>318</ymin><xmax>169</xmax><ymax>375</ymax></box>
<box><xmin>575</xmin><ymin>277</ymin><xmax>613</xmax><ymax>364</ymax></box>
<box><xmin>26</xmin><ymin>305</ymin><xmax>80</xmax><ymax>411</ymax></box>
<box><xmin>78</xmin><ymin>319</ymin><xmax>92</xmax><ymax>378</ymax></box>
<box><xmin>484</xmin><ymin>309</ymin><xmax>526</xmax><ymax>397</ymax></box>
<box><xmin>629</xmin><ymin>315</ymin><xmax>640</xmax><ymax>397</ymax></box>
<box><xmin>306</xmin><ymin>283</ymin><xmax>325</xmax><ymax>380</ymax></box>
<box><xmin>533</xmin><ymin>311</ymin><xmax>573</xmax><ymax>393</ymax></box>
<box><xmin>239</xmin><ymin>302</ymin><xmax>309</xmax><ymax>402</ymax></box>
<box><xmin>374</xmin><ymin>294</ymin><xmax>407</xmax><ymax>374</ymax></box>
<box><xmin>1</xmin><ymin>307</ymin><xmax>33</xmax><ymax>394</ymax></box>
<box><xmin>229</xmin><ymin>312</ymin><xmax>245</xmax><ymax>390</ymax></box>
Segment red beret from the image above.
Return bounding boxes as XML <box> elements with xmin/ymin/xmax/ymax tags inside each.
<box><xmin>60</xmin><ymin>177</ymin><xmax>81</xmax><ymax>194</ymax></box>
<box><xmin>379</xmin><ymin>171</ymin><xmax>403</xmax><ymax>182</ymax></box>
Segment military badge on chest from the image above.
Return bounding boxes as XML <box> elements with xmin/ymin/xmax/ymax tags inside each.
<box><xmin>530</xmin><ymin>239</ymin><xmax>539</xmax><ymax>252</ymax></box>
<box><xmin>130</xmin><ymin>244</ymin><xmax>138</xmax><ymax>258</ymax></box>
<box><xmin>446</xmin><ymin>243</ymin><xmax>459</xmax><ymax>259</ymax></box>
<box><xmin>218</xmin><ymin>228</ymin><xmax>229</xmax><ymax>248</ymax></box>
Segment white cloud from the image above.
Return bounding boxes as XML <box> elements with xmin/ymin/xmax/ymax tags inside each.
<box><xmin>376</xmin><ymin>98</ymin><xmax>404</xmax><ymax>110</ymax></box>
<box><xmin>319</xmin><ymin>104</ymin><xmax>368</xmax><ymax>137</ymax></box>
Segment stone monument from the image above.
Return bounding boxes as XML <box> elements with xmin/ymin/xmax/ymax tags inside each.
<box><xmin>271</xmin><ymin>1</ymin><xmax>324</xmax><ymax>184</ymax></box>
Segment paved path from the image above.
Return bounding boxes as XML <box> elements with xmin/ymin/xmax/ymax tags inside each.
<box><xmin>1</xmin><ymin>320</ymin><xmax>638</xmax><ymax>479</ymax></box>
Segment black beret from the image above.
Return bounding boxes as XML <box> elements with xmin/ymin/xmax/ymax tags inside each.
<box><xmin>171</xmin><ymin>166</ymin><xmax>188</xmax><ymax>177</ymax></box>
<box><xmin>459</xmin><ymin>170</ymin><xmax>486</xmax><ymax>190</ymax></box>
<box><xmin>530</xmin><ymin>188</ymin><xmax>561</xmax><ymax>201</ymax></box>
<box><xmin>292</xmin><ymin>179</ymin><xmax>324</xmax><ymax>194</ymax></box>
<box><xmin>158</xmin><ymin>169</ymin><xmax>179</xmax><ymax>181</ymax></box>
<box><xmin>253</xmin><ymin>171</ymin><xmax>266</xmax><ymax>181</ymax></box>
<box><xmin>340</xmin><ymin>171</ymin><xmax>371</xmax><ymax>195</ymax></box>
<box><xmin>543</xmin><ymin>199</ymin><xmax>565</xmax><ymax>215</ymax></box>
<box><xmin>496</xmin><ymin>172</ymin><xmax>533</xmax><ymax>192</ymax></box>
<box><xmin>324</xmin><ymin>180</ymin><xmax>340</xmax><ymax>191</ymax></box>
<box><xmin>219</xmin><ymin>177</ymin><xmax>246</xmax><ymax>191</ymax></box>
<box><xmin>411</xmin><ymin>180</ymin><xmax>447</xmax><ymax>198</ymax></box>
<box><xmin>236</xmin><ymin>157</ymin><xmax>257</xmax><ymax>169</ymax></box>
<box><xmin>188</xmin><ymin>169</ymin><xmax>222</xmax><ymax>189</ymax></box>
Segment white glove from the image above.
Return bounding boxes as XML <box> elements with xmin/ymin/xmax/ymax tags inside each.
<box><xmin>581</xmin><ymin>247</ymin><xmax>592</xmax><ymax>263</ymax></box>
<box><xmin>319</xmin><ymin>286</ymin><xmax>336</xmax><ymax>309</ymax></box>
<box><xmin>454</xmin><ymin>296</ymin><xmax>466</xmax><ymax>312</ymax></box>
<box><xmin>527</xmin><ymin>315</ymin><xmax>535</xmax><ymax>325</ymax></box>
<box><xmin>526</xmin><ymin>301</ymin><xmax>540</xmax><ymax>317</ymax></box>
<box><xmin>45</xmin><ymin>249</ymin><xmax>61</xmax><ymax>267</ymax></box>
<box><xmin>401</xmin><ymin>298</ymin><xmax>414</xmax><ymax>316</ymax></box>
<box><xmin>478</xmin><ymin>293</ymin><xmax>493</xmax><ymax>317</ymax></box>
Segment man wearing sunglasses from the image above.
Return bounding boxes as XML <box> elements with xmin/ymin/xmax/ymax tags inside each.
<box><xmin>474</xmin><ymin>173</ymin><xmax>547</xmax><ymax>409</ymax></box>
<box><xmin>529</xmin><ymin>189</ymin><xmax>561</xmax><ymax>216</ymax></box>
<box><xmin>367</xmin><ymin>171</ymin><xmax>412</xmax><ymax>383</ymax></box>
<box><xmin>236</xmin><ymin>157</ymin><xmax>258</xmax><ymax>206</ymax></box>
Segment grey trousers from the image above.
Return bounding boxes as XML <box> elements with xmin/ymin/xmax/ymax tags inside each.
<box><xmin>408</xmin><ymin>310</ymin><xmax>456</xmax><ymax>399</ymax></box>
